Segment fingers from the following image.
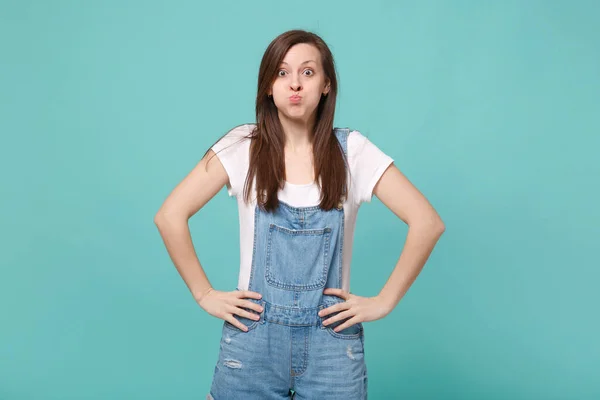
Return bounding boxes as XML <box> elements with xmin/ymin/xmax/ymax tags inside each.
<box><xmin>322</xmin><ymin>309</ymin><xmax>354</xmax><ymax>327</ymax></box>
<box><xmin>225</xmin><ymin>315</ymin><xmax>249</xmax><ymax>332</ymax></box>
<box><xmin>232</xmin><ymin>291</ymin><xmax>264</xmax><ymax>313</ymax></box>
<box><xmin>330</xmin><ymin>315</ymin><xmax>361</xmax><ymax>333</ymax></box>
<box><xmin>224</xmin><ymin>303</ymin><xmax>262</xmax><ymax>332</ymax></box>
<box><xmin>238</xmin><ymin>290</ymin><xmax>262</xmax><ymax>300</ymax></box>
<box><xmin>218</xmin><ymin>291</ymin><xmax>264</xmax><ymax>332</ymax></box>
<box><xmin>318</xmin><ymin>301</ymin><xmax>350</xmax><ymax>317</ymax></box>
<box><xmin>227</xmin><ymin>303</ymin><xmax>260</xmax><ymax>319</ymax></box>
<box><xmin>235</xmin><ymin>298</ymin><xmax>264</xmax><ymax>314</ymax></box>
<box><xmin>224</xmin><ymin>309</ymin><xmax>258</xmax><ymax>332</ymax></box>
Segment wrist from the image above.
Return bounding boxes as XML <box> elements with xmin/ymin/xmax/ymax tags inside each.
<box><xmin>194</xmin><ymin>286</ymin><xmax>214</xmax><ymax>303</ymax></box>
<box><xmin>375</xmin><ymin>292</ymin><xmax>396</xmax><ymax>313</ymax></box>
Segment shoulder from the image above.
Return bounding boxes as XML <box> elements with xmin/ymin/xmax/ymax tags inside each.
<box><xmin>343</xmin><ymin>127</ymin><xmax>395</xmax><ymax>203</ymax></box>
<box><xmin>345</xmin><ymin>128</ymin><xmax>391</xmax><ymax>157</ymax></box>
<box><xmin>332</xmin><ymin>127</ymin><xmax>365</xmax><ymax>148</ymax></box>
<box><xmin>209</xmin><ymin>123</ymin><xmax>255</xmax><ymax>197</ymax></box>
<box><xmin>223</xmin><ymin>122</ymin><xmax>255</xmax><ymax>141</ymax></box>
<box><xmin>212</xmin><ymin>123</ymin><xmax>254</xmax><ymax>152</ymax></box>
<box><xmin>345</xmin><ymin>128</ymin><xmax>373</xmax><ymax>159</ymax></box>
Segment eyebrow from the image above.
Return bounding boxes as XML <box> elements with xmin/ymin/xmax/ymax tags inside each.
<box><xmin>280</xmin><ymin>60</ymin><xmax>316</xmax><ymax>66</ymax></box>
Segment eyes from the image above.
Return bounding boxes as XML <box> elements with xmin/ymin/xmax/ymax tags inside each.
<box><xmin>277</xmin><ymin>69</ymin><xmax>314</xmax><ymax>77</ymax></box>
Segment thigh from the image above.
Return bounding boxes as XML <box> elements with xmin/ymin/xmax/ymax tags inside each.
<box><xmin>293</xmin><ymin>324</ymin><xmax>368</xmax><ymax>400</ymax></box>
<box><xmin>209</xmin><ymin>320</ymin><xmax>292</xmax><ymax>400</ymax></box>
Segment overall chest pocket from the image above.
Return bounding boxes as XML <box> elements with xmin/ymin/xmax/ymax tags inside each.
<box><xmin>265</xmin><ymin>224</ymin><xmax>332</xmax><ymax>291</ymax></box>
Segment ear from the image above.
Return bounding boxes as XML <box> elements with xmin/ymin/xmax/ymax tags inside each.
<box><xmin>323</xmin><ymin>80</ymin><xmax>331</xmax><ymax>95</ymax></box>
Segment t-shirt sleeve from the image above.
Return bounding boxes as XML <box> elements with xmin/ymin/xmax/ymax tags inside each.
<box><xmin>210</xmin><ymin>124</ymin><xmax>251</xmax><ymax>197</ymax></box>
<box><xmin>348</xmin><ymin>130</ymin><xmax>395</xmax><ymax>204</ymax></box>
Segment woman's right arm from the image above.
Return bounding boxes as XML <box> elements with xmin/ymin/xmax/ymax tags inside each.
<box><xmin>153</xmin><ymin>149</ymin><xmax>262</xmax><ymax>331</ymax></box>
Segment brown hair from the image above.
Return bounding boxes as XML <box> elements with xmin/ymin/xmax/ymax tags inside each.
<box><xmin>203</xmin><ymin>29</ymin><xmax>349</xmax><ymax>212</ymax></box>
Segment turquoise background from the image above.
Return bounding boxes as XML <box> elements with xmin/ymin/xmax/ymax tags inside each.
<box><xmin>1</xmin><ymin>0</ymin><xmax>598</xmax><ymax>399</ymax></box>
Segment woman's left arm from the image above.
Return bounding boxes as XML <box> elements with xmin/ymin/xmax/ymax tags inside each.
<box><xmin>368</xmin><ymin>163</ymin><xmax>445</xmax><ymax>310</ymax></box>
<box><xmin>320</xmin><ymin>163</ymin><xmax>445</xmax><ymax>331</ymax></box>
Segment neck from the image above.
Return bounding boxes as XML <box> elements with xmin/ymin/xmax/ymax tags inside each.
<box><xmin>278</xmin><ymin>111</ymin><xmax>317</xmax><ymax>153</ymax></box>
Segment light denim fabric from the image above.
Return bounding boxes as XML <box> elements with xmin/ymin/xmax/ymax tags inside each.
<box><xmin>208</xmin><ymin>128</ymin><xmax>368</xmax><ymax>400</ymax></box>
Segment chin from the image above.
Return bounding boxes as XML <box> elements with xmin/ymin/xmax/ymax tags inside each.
<box><xmin>283</xmin><ymin>114</ymin><xmax>306</xmax><ymax>122</ymax></box>
<box><xmin>288</xmin><ymin>105</ymin><xmax>316</xmax><ymax>115</ymax></box>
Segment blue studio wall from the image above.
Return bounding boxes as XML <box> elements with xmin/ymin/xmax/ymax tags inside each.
<box><xmin>1</xmin><ymin>1</ymin><xmax>598</xmax><ymax>399</ymax></box>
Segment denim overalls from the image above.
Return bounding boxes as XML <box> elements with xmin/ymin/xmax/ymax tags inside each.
<box><xmin>208</xmin><ymin>128</ymin><xmax>368</xmax><ymax>400</ymax></box>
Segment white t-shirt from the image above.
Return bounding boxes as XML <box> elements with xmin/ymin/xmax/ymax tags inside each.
<box><xmin>211</xmin><ymin>123</ymin><xmax>394</xmax><ymax>293</ymax></box>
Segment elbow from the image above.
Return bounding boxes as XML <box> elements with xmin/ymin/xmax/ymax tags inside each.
<box><xmin>154</xmin><ymin>208</ymin><xmax>186</xmax><ymax>227</ymax></box>
<box><xmin>432</xmin><ymin>216</ymin><xmax>446</xmax><ymax>236</ymax></box>
<box><xmin>410</xmin><ymin>214</ymin><xmax>445</xmax><ymax>236</ymax></box>
<box><xmin>429</xmin><ymin>213</ymin><xmax>445</xmax><ymax>234</ymax></box>
<box><xmin>154</xmin><ymin>211</ymin><xmax>166</xmax><ymax>228</ymax></box>
<box><xmin>436</xmin><ymin>221</ymin><xmax>446</xmax><ymax>236</ymax></box>
<box><xmin>154</xmin><ymin>207</ymin><xmax>167</xmax><ymax>226</ymax></box>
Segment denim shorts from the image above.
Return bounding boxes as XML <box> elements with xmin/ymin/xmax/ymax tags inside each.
<box><xmin>208</xmin><ymin>298</ymin><xmax>367</xmax><ymax>399</ymax></box>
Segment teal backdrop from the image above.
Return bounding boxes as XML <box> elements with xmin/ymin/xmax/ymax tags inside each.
<box><xmin>1</xmin><ymin>1</ymin><xmax>598</xmax><ymax>399</ymax></box>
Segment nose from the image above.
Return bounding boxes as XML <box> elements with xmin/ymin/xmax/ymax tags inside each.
<box><xmin>290</xmin><ymin>75</ymin><xmax>302</xmax><ymax>92</ymax></box>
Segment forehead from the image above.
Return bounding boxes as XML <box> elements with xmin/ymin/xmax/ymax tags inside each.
<box><xmin>281</xmin><ymin>43</ymin><xmax>320</xmax><ymax>65</ymax></box>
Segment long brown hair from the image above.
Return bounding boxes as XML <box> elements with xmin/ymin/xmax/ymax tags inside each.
<box><xmin>203</xmin><ymin>29</ymin><xmax>349</xmax><ymax>212</ymax></box>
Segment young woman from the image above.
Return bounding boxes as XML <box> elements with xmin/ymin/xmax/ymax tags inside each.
<box><xmin>155</xmin><ymin>29</ymin><xmax>445</xmax><ymax>400</ymax></box>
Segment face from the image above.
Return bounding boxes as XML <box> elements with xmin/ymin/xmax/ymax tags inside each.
<box><xmin>268</xmin><ymin>43</ymin><xmax>330</xmax><ymax>123</ymax></box>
